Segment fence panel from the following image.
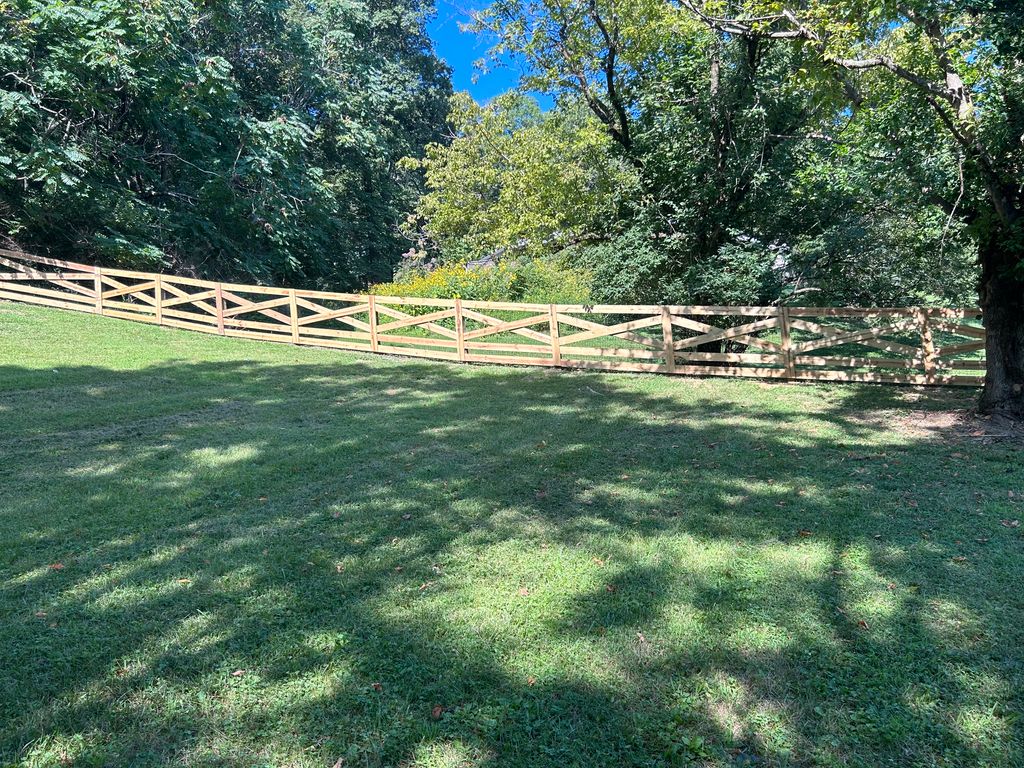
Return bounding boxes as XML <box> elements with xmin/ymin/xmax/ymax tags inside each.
<box><xmin>0</xmin><ymin>249</ymin><xmax>985</xmax><ymax>386</ymax></box>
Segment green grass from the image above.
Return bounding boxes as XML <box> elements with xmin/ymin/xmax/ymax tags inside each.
<box><xmin>1</xmin><ymin>300</ymin><xmax>1021</xmax><ymax>768</ymax></box>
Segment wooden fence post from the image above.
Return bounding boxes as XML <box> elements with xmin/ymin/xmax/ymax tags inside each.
<box><xmin>214</xmin><ymin>283</ymin><xmax>225</xmax><ymax>335</ymax></box>
<box><xmin>661</xmin><ymin>306</ymin><xmax>675</xmax><ymax>373</ymax></box>
<box><xmin>154</xmin><ymin>274</ymin><xmax>163</xmax><ymax>325</ymax></box>
<box><xmin>367</xmin><ymin>294</ymin><xmax>378</xmax><ymax>352</ymax></box>
<box><xmin>93</xmin><ymin>267</ymin><xmax>103</xmax><ymax>315</ymax></box>
<box><xmin>779</xmin><ymin>306</ymin><xmax>795</xmax><ymax>378</ymax></box>
<box><xmin>454</xmin><ymin>297</ymin><xmax>466</xmax><ymax>362</ymax></box>
<box><xmin>288</xmin><ymin>288</ymin><xmax>299</xmax><ymax>343</ymax></box>
<box><xmin>919</xmin><ymin>308</ymin><xmax>937</xmax><ymax>384</ymax></box>
<box><xmin>549</xmin><ymin>304</ymin><xmax>561</xmax><ymax>366</ymax></box>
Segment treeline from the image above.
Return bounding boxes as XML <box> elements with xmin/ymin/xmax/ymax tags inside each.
<box><xmin>0</xmin><ymin>0</ymin><xmax>451</xmax><ymax>289</ymax></box>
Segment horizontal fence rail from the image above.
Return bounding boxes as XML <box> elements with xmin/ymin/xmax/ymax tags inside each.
<box><xmin>0</xmin><ymin>249</ymin><xmax>987</xmax><ymax>386</ymax></box>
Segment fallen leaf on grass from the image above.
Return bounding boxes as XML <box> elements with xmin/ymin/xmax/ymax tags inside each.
<box><xmin>430</xmin><ymin>705</ymin><xmax>444</xmax><ymax>720</ymax></box>
<box><xmin>857</xmin><ymin>620</ymin><xmax>869</xmax><ymax>630</ymax></box>
<box><xmin>48</xmin><ymin>563</ymin><xmax>65</xmax><ymax>571</ymax></box>
<box><xmin>527</xmin><ymin>676</ymin><xmax>536</xmax><ymax>686</ymax></box>
<box><xmin>177</xmin><ymin>578</ymin><xmax>191</xmax><ymax>584</ymax></box>
<box><xmin>231</xmin><ymin>669</ymin><xmax>245</xmax><ymax>677</ymax></box>
<box><xmin>371</xmin><ymin>682</ymin><xmax>383</xmax><ymax>692</ymax></box>
<box><xmin>798</xmin><ymin>529</ymin><xmax>813</xmax><ymax>537</ymax></box>
<box><xmin>518</xmin><ymin>587</ymin><xmax>530</xmax><ymax>597</ymax></box>
<box><xmin>605</xmin><ymin>584</ymin><xmax>617</xmax><ymax>593</ymax></box>
<box><xmin>952</xmin><ymin>556</ymin><xmax>968</xmax><ymax>564</ymax></box>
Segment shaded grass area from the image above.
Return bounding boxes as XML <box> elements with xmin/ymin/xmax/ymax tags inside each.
<box><xmin>0</xmin><ymin>300</ymin><xmax>1021</xmax><ymax>768</ymax></box>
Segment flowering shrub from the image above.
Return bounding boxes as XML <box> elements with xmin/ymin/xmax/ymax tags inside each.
<box><xmin>370</xmin><ymin>259</ymin><xmax>592</xmax><ymax>304</ymax></box>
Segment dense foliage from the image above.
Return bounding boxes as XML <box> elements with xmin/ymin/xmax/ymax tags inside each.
<box><xmin>0</xmin><ymin>0</ymin><xmax>451</xmax><ymax>288</ymax></box>
<box><xmin>401</xmin><ymin>92</ymin><xmax>637</xmax><ymax>263</ymax></box>
<box><xmin>371</xmin><ymin>257</ymin><xmax>592</xmax><ymax>303</ymax></box>
<box><xmin>402</xmin><ymin>0</ymin><xmax>980</xmax><ymax>309</ymax></box>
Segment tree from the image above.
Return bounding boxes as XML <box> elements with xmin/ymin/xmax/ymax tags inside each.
<box><xmin>402</xmin><ymin>92</ymin><xmax>637</xmax><ymax>262</ymax></box>
<box><xmin>675</xmin><ymin>0</ymin><xmax>1024</xmax><ymax>415</ymax></box>
<box><xmin>472</xmin><ymin>0</ymin><xmax>831</xmax><ymax>299</ymax></box>
<box><xmin>446</xmin><ymin>0</ymin><xmax>979</xmax><ymax>310</ymax></box>
<box><xmin>0</xmin><ymin>0</ymin><xmax>451</xmax><ymax>289</ymax></box>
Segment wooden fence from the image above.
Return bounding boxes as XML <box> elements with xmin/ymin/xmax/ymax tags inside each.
<box><xmin>0</xmin><ymin>249</ymin><xmax>987</xmax><ymax>386</ymax></box>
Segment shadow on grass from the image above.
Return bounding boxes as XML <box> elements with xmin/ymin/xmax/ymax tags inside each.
<box><xmin>0</xmin><ymin>357</ymin><xmax>1021</xmax><ymax>767</ymax></box>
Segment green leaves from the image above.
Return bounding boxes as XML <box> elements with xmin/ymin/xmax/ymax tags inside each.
<box><xmin>405</xmin><ymin>92</ymin><xmax>638</xmax><ymax>263</ymax></box>
<box><xmin>0</xmin><ymin>0</ymin><xmax>452</xmax><ymax>289</ymax></box>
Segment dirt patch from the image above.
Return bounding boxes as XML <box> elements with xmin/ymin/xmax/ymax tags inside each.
<box><xmin>844</xmin><ymin>404</ymin><xmax>1024</xmax><ymax>444</ymax></box>
<box><xmin>890</xmin><ymin>409</ymin><xmax>1024</xmax><ymax>445</ymax></box>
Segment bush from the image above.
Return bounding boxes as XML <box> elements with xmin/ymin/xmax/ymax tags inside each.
<box><xmin>370</xmin><ymin>259</ymin><xmax>592</xmax><ymax>304</ymax></box>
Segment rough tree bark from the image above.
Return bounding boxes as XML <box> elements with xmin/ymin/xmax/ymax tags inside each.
<box><xmin>978</xmin><ymin>228</ymin><xmax>1024</xmax><ymax>418</ymax></box>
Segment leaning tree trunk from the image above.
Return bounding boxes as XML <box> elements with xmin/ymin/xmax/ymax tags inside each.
<box><xmin>978</xmin><ymin>230</ymin><xmax>1024</xmax><ymax>419</ymax></box>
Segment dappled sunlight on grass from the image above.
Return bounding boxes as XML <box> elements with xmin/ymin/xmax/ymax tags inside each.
<box><xmin>1</xmin><ymin>302</ymin><xmax>1022</xmax><ymax>766</ymax></box>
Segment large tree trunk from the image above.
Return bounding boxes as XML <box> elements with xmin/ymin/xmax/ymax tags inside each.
<box><xmin>978</xmin><ymin>230</ymin><xmax>1024</xmax><ymax>419</ymax></box>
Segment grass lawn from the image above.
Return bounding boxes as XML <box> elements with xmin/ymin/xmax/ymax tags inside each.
<box><xmin>1</xmin><ymin>300</ymin><xmax>1022</xmax><ymax>768</ymax></box>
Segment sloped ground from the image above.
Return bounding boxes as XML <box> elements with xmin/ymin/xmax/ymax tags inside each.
<box><xmin>1</xmin><ymin>300</ymin><xmax>1021</xmax><ymax>768</ymax></box>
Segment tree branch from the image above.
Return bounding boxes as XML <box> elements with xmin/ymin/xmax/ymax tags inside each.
<box><xmin>588</xmin><ymin>0</ymin><xmax>632</xmax><ymax>150</ymax></box>
<box><xmin>677</xmin><ymin>1</ymin><xmax>956</xmax><ymax>105</ymax></box>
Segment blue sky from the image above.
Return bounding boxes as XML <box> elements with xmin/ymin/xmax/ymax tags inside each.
<box><xmin>427</xmin><ymin>0</ymin><xmax>553</xmax><ymax>107</ymax></box>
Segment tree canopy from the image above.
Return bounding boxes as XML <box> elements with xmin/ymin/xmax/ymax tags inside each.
<box><xmin>0</xmin><ymin>0</ymin><xmax>452</xmax><ymax>288</ymax></box>
<box><xmin>402</xmin><ymin>92</ymin><xmax>638</xmax><ymax>262</ymax></box>
<box><xmin>437</xmin><ymin>0</ymin><xmax>980</xmax><ymax>308</ymax></box>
